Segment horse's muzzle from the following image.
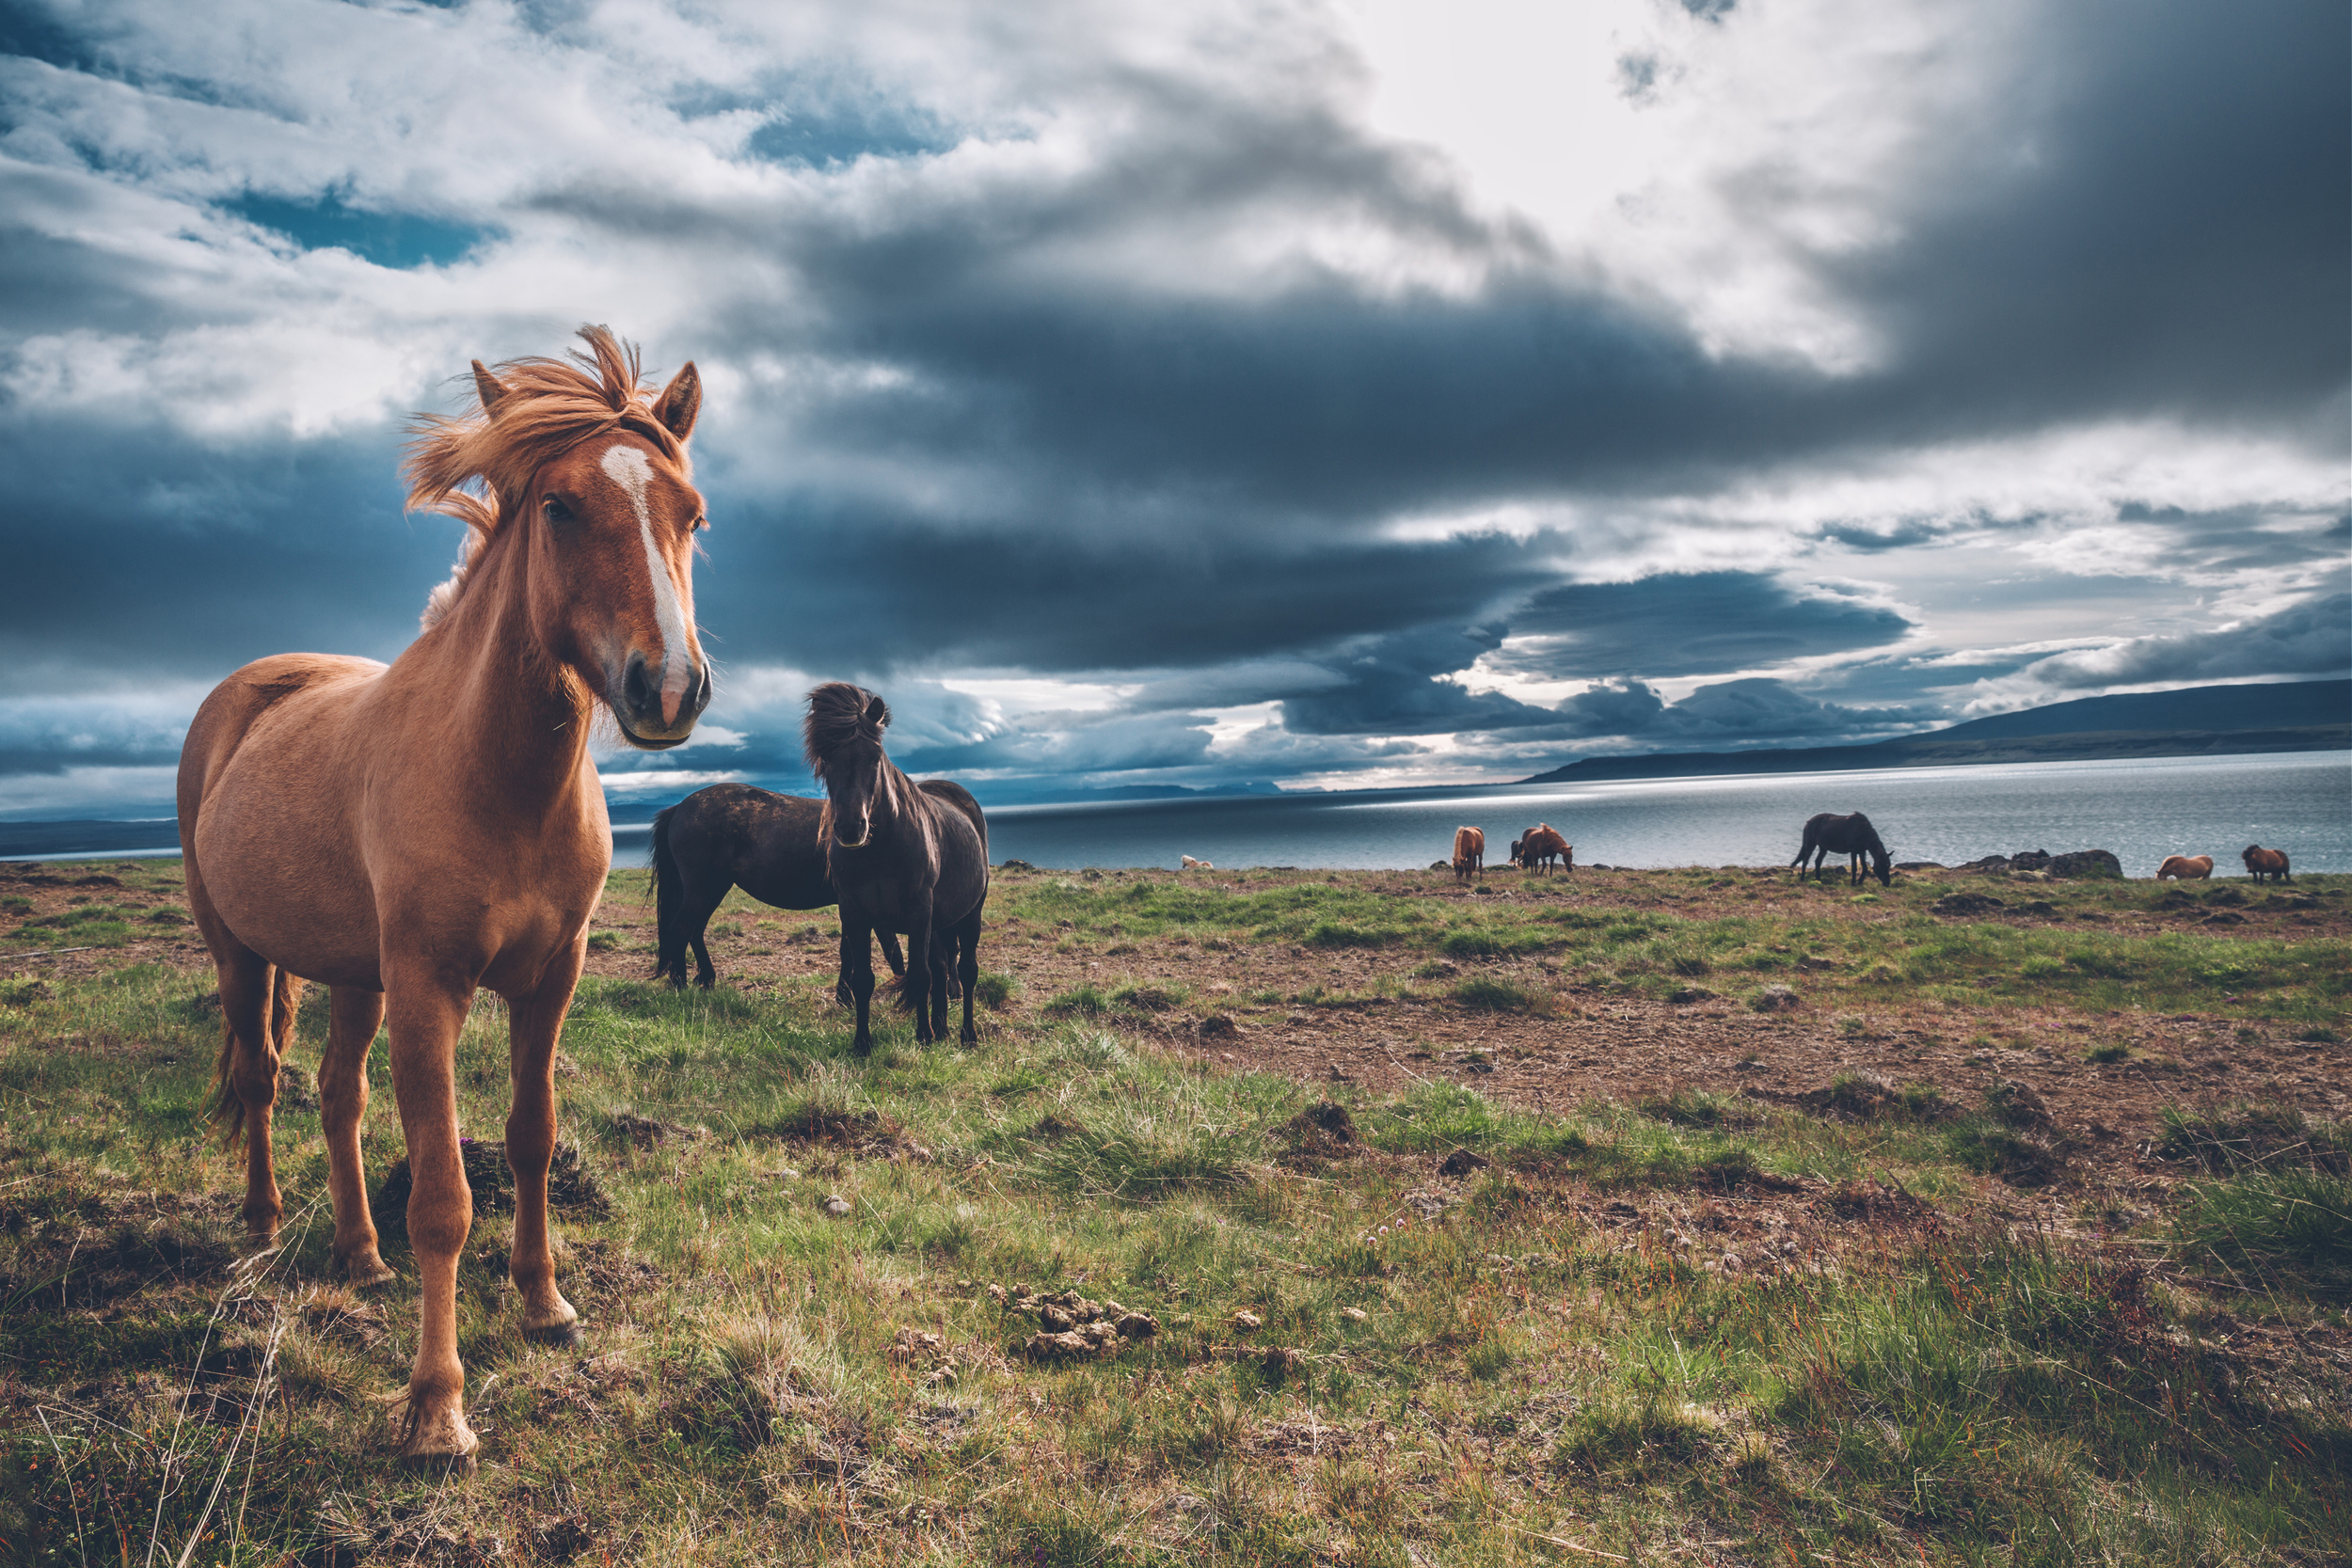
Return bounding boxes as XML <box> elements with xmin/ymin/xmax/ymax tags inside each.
<box><xmin>611</xmin><ymin>653</ymin><xmax>710</xmax><ymax>750</ymax></box>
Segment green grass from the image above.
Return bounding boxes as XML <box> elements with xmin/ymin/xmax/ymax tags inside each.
<box><xmin>1</xmin><ymin>867</ymin><xmax>2346</xmax><ymax>1565</ymax></box>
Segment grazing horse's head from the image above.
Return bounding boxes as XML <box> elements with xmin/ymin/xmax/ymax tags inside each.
<box><xmin>406</xmin><ymin>326</ymin><xmax>713</xmax><ymax>749</ymax></box>
<box><xmin>806</xmin><ymin>682</ymin><xmax>892</xmax><ymax>849</ymax></box>
<box><xmin>1868</xmin><ymin>846</ymin><xmax>1892</xmax><ymax>887</ymax></box>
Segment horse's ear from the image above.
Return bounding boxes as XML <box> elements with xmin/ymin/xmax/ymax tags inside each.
<box><xmin>655</xmin><ymin>361</ymin><xmax>701</xmax><ymax>441</ymax></box>
<box><xmin>472</xmin><ymin>360</ymin><xmax>509</xmax><ymax>414</ymax></box>
<box><xmin>864</xmin><ymin>694</ymin><xmax>890</xmax><ymax>733</ymax></box>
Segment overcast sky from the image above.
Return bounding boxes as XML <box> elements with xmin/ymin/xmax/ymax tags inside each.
<box><xmin>2</xmin><ymin>0</ymin><xmax>2344</xmax><ymax>816</ymax></box>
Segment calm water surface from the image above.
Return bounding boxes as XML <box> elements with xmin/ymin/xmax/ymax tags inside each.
<box><xmin>929</xmin><ymin>752</ymin><xmax>2352</xmax><ymax>876</ymax></box>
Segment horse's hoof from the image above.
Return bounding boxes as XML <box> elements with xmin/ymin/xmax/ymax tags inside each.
<box><xmin>345</xmin><ymin>1257</ymin><xmax>397</xmax><ymax>1290</ymax></box>
<box><xmin>396</xmin><ymin>1405</ymin><xmax>480</xmax><ymax>1472</ymax></box>
<box><xmin>525</xmin><ymin>1320</ymin><xmax>582</xmax><ymax>1348</ymax></box>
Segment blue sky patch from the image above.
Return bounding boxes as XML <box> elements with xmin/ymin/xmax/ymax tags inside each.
<box><xmin>225</xmin><ymin>192</ymin><xmax>488</xmax><ymax>269</ymax></box>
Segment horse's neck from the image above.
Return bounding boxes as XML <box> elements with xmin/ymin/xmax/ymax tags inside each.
<box><xmin>399</xmin><ymin>528</ymin><xmax>595</xmax><ymax>811</ymax></box>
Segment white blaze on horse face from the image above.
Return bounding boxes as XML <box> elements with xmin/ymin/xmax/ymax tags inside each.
<box><xmin>599</xmin><ymin>443</ymin><xmax>694</xmax><ymax>724</ymax></box>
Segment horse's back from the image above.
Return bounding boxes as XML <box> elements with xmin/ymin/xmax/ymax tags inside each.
<box><xmin>675</xmin><ymin>783</ymin><xmax>833</xmax><ymax>908</ymax></box>
<box><xmin>917</xmin><ymin>780</ymin><xmax>991</xmax><ymax>919</ymax></box>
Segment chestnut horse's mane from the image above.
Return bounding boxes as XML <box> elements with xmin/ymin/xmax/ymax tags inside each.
<box><xmin>405</xmin><ymin>324</ymin><xmax>692</xmax><ymax>629</ymax></box>
<box><xmin>803</xmin><ymin>682</ymin><xmax>891</xmax><ymax>775</ymax></box>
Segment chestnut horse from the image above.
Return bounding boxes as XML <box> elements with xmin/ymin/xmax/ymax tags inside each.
<box><xmin>179</xmin><ymin>327</ymin><xmax>708</xmax><ymax>1465</ymax></box>
<box><xmin>1452</xmin><ymin>826</ymin><xmax>1485</xmax><ymax>882</ymax></box>
<box><xmin>1516</xmin><ymin>824</ymin><xmax>1571</xmax><ymax>875</ymax></box>
<box><xmin>2241</xmin><ymin>846</ymin><xmax>2292</xmax><ymax>883</ymax></box>
<box><xmin>2156</xmin><ymin>855</ymin><xmax>2214</xmax><ymax>880</ymax></box>
<box><xmin>804</xmin><ymin>684</ymin><xmax>990</xmax><ymax>1053</ymax></box>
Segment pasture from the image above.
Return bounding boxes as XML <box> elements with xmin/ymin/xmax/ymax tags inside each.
<box><xmin>3</xmin><ymin>857</ymin><xmax>2347</xmax><ymax>1565</ymax></box>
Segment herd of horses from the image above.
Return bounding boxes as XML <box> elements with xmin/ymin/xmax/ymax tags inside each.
<box><xmin>161</xmin><ymin>328</ymin><xmax>2314</xmax><ymax>1468</ymax></box>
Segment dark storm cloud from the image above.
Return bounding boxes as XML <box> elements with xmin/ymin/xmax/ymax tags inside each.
<box><xmin>1551</xmin><ymin>677</ymin><xmax>1929</xmax><ymax>745</ymax></box>
<box><xmin>1276</xmin><ymin>624</ymin><xmax>1560</xmax><ymax>736</ymax></box>
<box><xmin>1831</xmin><ymin>0</ymin><xmax>2348</xmax><ymax>427</ymax></box>
<box><xmin>1489</xmin><ymin>573</ymin><xmax>1915</xmax><ymax>681</ymax></box>
<box><xmin>691</xmin><ymin>495</ymin><xmax>1541</xmax><ymax>673</ymax></box>
<box><xmin>0</xmin><ymin>416</ymin><xmax>456</xmax><ymax>681</ymax></box>
<box><xmin>2020</xmin><ymin>592</ymin><xmax>2352</xmax><ymax>690</ymax></box>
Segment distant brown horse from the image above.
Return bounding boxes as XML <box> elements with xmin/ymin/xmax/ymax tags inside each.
<box><xmin>1515</xmin><ymin>824</ymin><xmax>1571</xmax><ymax>875</ymax></box>
<box><xmin>179</xmin><ymin>327</ymin><xmax>708</xmax><ymax>1466</ymax></box>
<box><xmin>2156</xmin><ymin>855</ymin><xmax>2213</xmax><ymax>880</ymax></box>
<box><xmin>2241</xmin><ymin>846</ymin><xmax>2292</xmax><ymax>883</ymax></box>
<box><xmin>1452</xmin><ymin>826</ymin><xmax>1485</xmax><ymax>882</ymax></box>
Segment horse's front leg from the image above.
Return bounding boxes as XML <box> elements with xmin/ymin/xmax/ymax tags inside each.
<box><xmin>505</xmin><ymin>941</ymin><xmax>584</xmax><ymax>1344</ymax></box>
<box><xmin>321</xmin><ymin>985</ymin><xmax>393</xmax><ymax>1287</ymax></box>
<box><xmin>903</xmin><ymin>895</ymin><xmax>937</xmax><ymax>1043</ymax></box>
<box><xmin>382</xmin><ymin>970</ymin><xmax>480</xmax><ymax>1465</ymax></box>
<box><xmin>841</xmin><ymin>913</ymin><xmax>878</xmax><ymax>1054</ymax></box>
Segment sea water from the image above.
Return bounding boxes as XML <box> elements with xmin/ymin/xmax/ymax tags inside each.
<box><xmin>919</xmin><ymin>752</ymin><xmax>2352</xmax><ymax>876</ymax></box>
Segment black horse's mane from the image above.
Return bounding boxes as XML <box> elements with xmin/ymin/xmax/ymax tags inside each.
<box><xmin>803</xmin><ymin>682</ymin><xmax>889</xmax><ymax>773</ymax></box>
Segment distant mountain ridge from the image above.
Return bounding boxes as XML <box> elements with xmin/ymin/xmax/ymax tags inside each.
<box><xmin>1516</xmin><ymin>679</ymin><xmax>2349</xmax><ymax>785</ymax></box>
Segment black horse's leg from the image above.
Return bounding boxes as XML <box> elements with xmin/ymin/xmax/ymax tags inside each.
<box><xmin>903</xmin><ymin>895</ymin><xmax>937</xmax><ymax>1043</ymax></box>
<box><xmin>955</xmin><ymin>913</ymin><xmax>981</xmax><ymax>1046</ymax></box>
<box><xmin>677</xmin><ymin>879</ymin><xmax>730</xmax><ymax>990</ymax></box>
<box><xmin>928</xmin><ymin>936</ymin><xmax>949</xmax><ymax>1041</ymax></box>
<box><xmin>879</xmin><ymin>928</ymin><xmax>907</xmax><ymax>978</ymax></box>
<box><xmin>841</xmin><ymin>914</ymin><xmax>878</xmax><ymax>1055</ymax></box>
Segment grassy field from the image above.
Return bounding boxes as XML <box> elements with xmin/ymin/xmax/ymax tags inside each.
<box><xmin>2</xmin><ymin>859</ymin><xmax>2347</xmax><ymax>1566</ymax></box>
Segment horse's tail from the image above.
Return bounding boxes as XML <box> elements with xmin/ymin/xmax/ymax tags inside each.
<box><xmin>649</xmin><ymin>803</ymin><xmax>685</xmax><ymax>982</ymax></box>
<box><xmin>211</xmin><ymin>966</ymin><xmax>305</xmax><ymax>1151</ymax></box>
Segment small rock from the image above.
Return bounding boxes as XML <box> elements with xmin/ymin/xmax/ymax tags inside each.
<box><xmin>986</xmin><ymin>1283</ymin><xmax>1009</xmax><ymax>1305</ymax></box>
<box><xmin>1340</xmin><ymin>1307</ymin><xmax>1368</xmax><ymax>1323</ymax></box>
<box><xmin>1021</xmin><ymin>1329</ymin><xmax>1114</xmax><ymax>1362</ymax></box>
<box><xmin>1751</xmin><ymin>986</ymin><xmax>1801</xmax><ymax>1012</ymax></box>
<box><xmin>1438</xmin><ymin>1148</ymin><xmax>1490</xmax><ymax>1179</ymax></box>
<box><xmin>1232</xmin><ymin>1311</ymin><xmax>1263</xmax><ymax>1332</ymax></box>
<box><xmin>1721</xmin><ymin>1253</ymin><xmax>1744</xmax><ymax>1273</ymax></box>
<box><xmin>1115</xmin><ymin>1311</ymin><xmax>1160</xmax><ymax>1338</ymax></box>
<box><xmin>822</xmin><ymin>1195</ymin><xmax>852</xmax><ymax>1216</ymax></box>
<box><xmin>1040</xmin><ymin>1305</ymin><xmax>1075</xmax><ymax>1331</ymax></box>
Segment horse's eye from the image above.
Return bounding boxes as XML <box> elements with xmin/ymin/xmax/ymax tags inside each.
<box><xmin>541</xmin><ymin>496</ymin><xmax>573</xmax><ymax>525</ymax></box>
<box><xmin>691</xmin><ymin>513</ymin><xmax>708</xmax><ymax>532</ymax></box>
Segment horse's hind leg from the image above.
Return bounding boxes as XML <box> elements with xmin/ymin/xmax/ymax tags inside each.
<box><xmin>955</xmin><ymin>914</ymin><xmax>981</xmax><ymax>1046</ymax></box>
<box><xmin>204</xmin><ymin>934</ymin><xmax>298</xmax><ymax>1246</ymax></box>
<box><xmin>321</xmin><ymin>985</ymin><xmax>393</xmax><ymax>1287</ymax></box>
<box><xmin>504</xmin><ymin>941</ymin><xmax>584</xmax><ymax>1345</ymax></box>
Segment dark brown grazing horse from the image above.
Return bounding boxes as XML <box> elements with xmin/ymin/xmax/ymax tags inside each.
<box><xmin>179</xmin><ymin>327</ymin><xmax>708</xmax><ymax>1465</ymax></box>
<box><xmin>804</xmin><ymin>684</ymin><xmax>990</xmax><ymax>1052</ymax></box>
<box><xmin>1793</xmin><ymin>812</ymin><xmax>1892</xmax><ymax>886</ymax></box>
<box><xmin>2241</xmin><ymin>845</ymin><xmax>2292</xmax><ymax>883</ymax></box>
<box><xmin>650</xmin><ymin>783</ymin><xmax>905</xmax><ymax>994</ymax></box>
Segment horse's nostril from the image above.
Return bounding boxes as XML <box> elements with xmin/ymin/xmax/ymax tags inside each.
<box><xmin>624</xmin><ymin>654</ymin><xmax>656</xmax><ymax>714</ymax></box>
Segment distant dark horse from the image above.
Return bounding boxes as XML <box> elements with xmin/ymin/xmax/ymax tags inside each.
<box><xmin>649</xmin><ymin>783</ymin><xmax>904</xmax><ymax>996</ymax></box>
<box><xmin>1793</xmin><ymin>812</ymin><xmax>1892</xmax><ymax>886</ymax></box>
<box><xmin>805</xmin><ymin>683</ymin><xmax>990</xmax><ymax>1053</ymax></box>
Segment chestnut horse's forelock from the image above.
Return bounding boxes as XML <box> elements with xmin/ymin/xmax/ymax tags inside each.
<box><xmin>403</xmin><ymin>325</ymin><xmax>692</xmax><ymax>626</ymax></box>
<box><xmin>803</xmin><ymin>681</ymin><xmax>890</xmax><ymax>776</ymax></box>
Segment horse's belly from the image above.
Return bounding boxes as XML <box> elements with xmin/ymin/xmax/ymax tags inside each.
<box><xmin>196</xmin><ymin>784</ymin><xmax>384</xmax><ymax>988</ymax></box>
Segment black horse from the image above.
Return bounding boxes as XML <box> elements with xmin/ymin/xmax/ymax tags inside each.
<box><xmin>804</xmin><ymin>683</ymin><xmax>990</xmax><ymax>1053</ymax></box>
<box><xmin>1792</xmin><ymin>811</ymin><xmax>1892</xmax><ymax>886</ymax></box>
<box><xmin>649</xmin><ymin>783</ymin><xmax>905</xmax><ymax>995</ymax></box>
